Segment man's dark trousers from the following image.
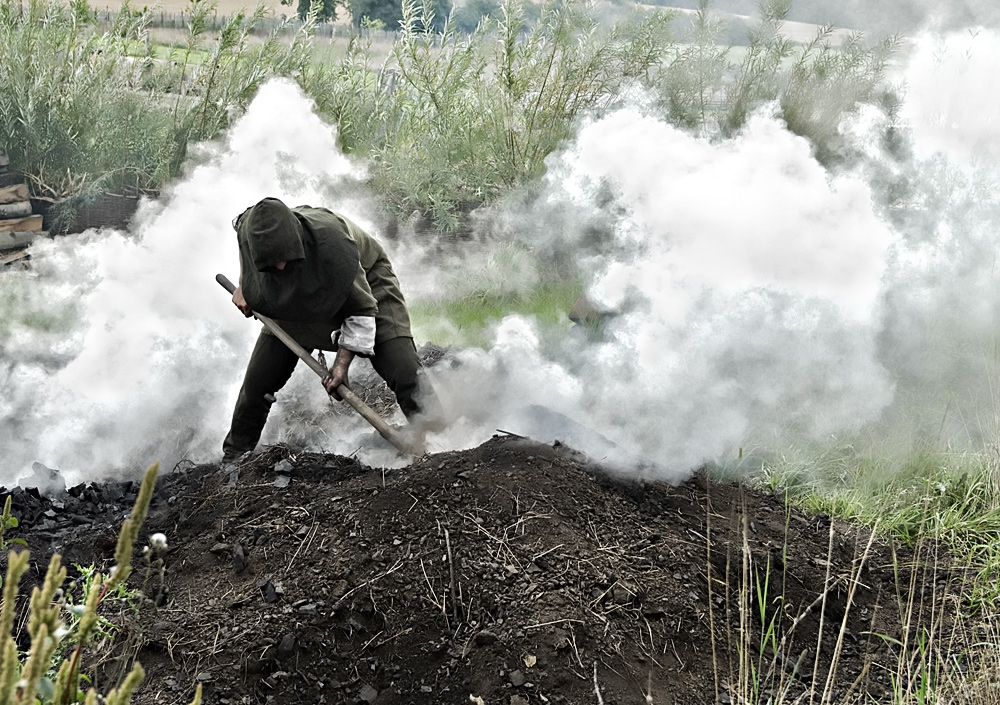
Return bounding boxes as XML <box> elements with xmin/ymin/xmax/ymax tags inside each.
<box><xmin>223</xmin><ymin>331</ymin><xmax>427</xmax><ymax>461</ymax></box>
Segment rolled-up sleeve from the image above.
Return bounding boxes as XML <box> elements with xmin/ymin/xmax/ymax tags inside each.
<box><xmin>336</xmin><ymin>315</ymin><xmax>376</xmax><ymax>356</ymax></box>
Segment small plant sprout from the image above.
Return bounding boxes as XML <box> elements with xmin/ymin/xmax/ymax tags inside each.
<box><xmin>0</xmin><ymin>495</ymin><xmax>27</xmax><ymax>554</ymax></box>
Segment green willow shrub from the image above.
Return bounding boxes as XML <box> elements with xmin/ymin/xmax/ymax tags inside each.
<box><xmin>0</xmin><ymin>462</ymin><xmax>202</xmax><ymax>704</ymax></box>
<box><xmin>660</xmin><ymin>0</ymin><xmax>897</xmax><ymax>160</ymax></box>
<box><xmin>349</xmin><ymin>0</ymin><xmax>676</xmax><ymax>230</ymax></box>
<box><xmin>0</xmin><ymin>0</ymin><xmax>171</xmax><ymax>201</ymax></box>
<box><xmin>0</xmin><ymin>0</ymin><xmax>318</xmax><ymax>227</ymax></box>
<box><xmin>0</xmin><ymin>0</ymin><xmax>897</xmax><ymax>234</ymax></box>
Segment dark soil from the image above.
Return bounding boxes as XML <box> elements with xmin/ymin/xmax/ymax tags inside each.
<box><xmin>2</xmin><ymin>433</ymin><xmax>968</xmax><ymax>705</ymax></box>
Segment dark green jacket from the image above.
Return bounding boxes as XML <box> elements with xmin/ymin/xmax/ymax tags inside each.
<box><xmin>240</xmin><ymin>205</ymin><xmax>411</xmax><ymax>345</ymax></box>
<box><xmin>307</xmin><ymin>207</ymin><xmax>412</xmax><ymax>344</ymax></box>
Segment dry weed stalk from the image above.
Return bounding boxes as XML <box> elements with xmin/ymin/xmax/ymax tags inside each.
<box><xmin>0</xmin><ymin>461</ymin><xmax>200</xmax><ymax>704</ymax></box>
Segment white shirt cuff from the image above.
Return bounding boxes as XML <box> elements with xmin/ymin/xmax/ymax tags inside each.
<box><xmin>336</xmin><ymin>316</ymin><xmax>376</xmax><ymax>356</ymax></box>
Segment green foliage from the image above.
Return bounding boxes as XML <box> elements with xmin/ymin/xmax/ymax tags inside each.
<box><xmin>162</xmin><ymin>0</ymin><xmax>318</xmax><ymax>179</ymax></box>
<box><xmin>660</xmin><ymin>0</ymin><xmax>730</xmax><ymax>131</ymax></box>
<box><xmin>411</xmin><ymin>262</ymin><xmax>582</xmax><ymax>347</ymax></box>
<box><xmin>0</xmin><ymin>0</ymin><xmax>899</xmax><ymax>233</ymax></box>
<box><xmin>0</xmin><ymin>496</ymin><xmax>28</xmax><ymax>556</ymax></box>
<box><xmin>286</xmin><ymin>0</ymin><xmax>338</xmax><ymax>23</ymax></box>
<box><xmin>0</xmin><ymin>462</ymin><xmax>168</xmax><ymax>705</ymax></box>
<box><xmin>348</xmin><ymin>0</ymin><xmax>451</xmax><ymax>31</ymax></box>
<box><xmin>0</xmin><ymin>0</ymin><xmax>172</xmax><ymax>200</ymax></box>
<box><xmin>337</xmin><ymin>0</ymin><xmax>674</xmax><ymax>230</ymax></box>
<box><xmin>0</xmin><ymin>0</ymin><xmax>317</xmax><ymax>228</ymax></box>
<box><xmin>659</xmin><ymin>0</ymin><xmax>897</xmax><ymax>160</ymax></box>
<box><xmin>452</xmin><ymin>0</ymin><xmax>500</xmax><ymax>32</ymax></box>
<box><xmin>780</xmin><ymin>29</ymin><xmax>899</xmax><ymax>163</ymax></box>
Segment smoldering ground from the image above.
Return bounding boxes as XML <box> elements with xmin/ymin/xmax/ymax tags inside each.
<box><xmin>4</xmin><ymin>27</ymin><xmax>1000</xmax><ymax>486</ymax></box>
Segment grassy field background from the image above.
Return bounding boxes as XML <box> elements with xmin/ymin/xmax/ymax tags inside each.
<box><xmin>115</xmin><ymin>0</ymin><xmax>321</xmax><ymax>18</ymax></box>
<box><xmin>113</xmin><ymin>0</ymin><xmax>842</xmax><ymax>42</ymax></box>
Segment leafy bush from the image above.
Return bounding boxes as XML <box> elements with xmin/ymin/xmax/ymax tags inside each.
<box><xmin>0</xmin><ymin>0</ymin><xmax>318</xmax><ymax>228</ymax></box>
<box><xmin>349</xmin><ymin>0</ymin><xmax>452</xmax><ymax>31</ymax></box>
<box><xmin>0</xmin><ymin>0</ymin><xmax>172</xmax><ymax>200</ymax></box>
<box><xmin>659</xmin><ymin>0</ymin><xmax>897</xmax><ymax>161</ymax></box>
<box><xmin>326</xmin><ymin>0</ymin><xmax>675</xmax><ymax>230</ymax></box>
<box><xmin>0</xmin><ymin>0</ymin><xmax>898</xmax><ymax>232</ymax></box>
<box><xmin>0</xmin><ymin>463</ymin><xmax>202</xmax><ymax>704</ymax></box>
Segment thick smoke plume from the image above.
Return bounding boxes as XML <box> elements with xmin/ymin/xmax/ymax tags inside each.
<box><xmin>0</xmin><ymin>80</ymin><xmax>377</xmax><ymax>486</ymax></box>
<box><xmin>4</xmin><ymin>28</ymin><xmax>1000</xmax><ymax>486</ymax></box>
<box><xmin>425</xmin><ymin>110</ymin><xmax>895</xmax><ymax>479</ymax></box>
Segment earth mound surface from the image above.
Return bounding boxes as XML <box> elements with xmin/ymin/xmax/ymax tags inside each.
<box><xmin>4</xmin><ymin>436</ymin><xmax>951</xmax><ymax>704</ymax></box>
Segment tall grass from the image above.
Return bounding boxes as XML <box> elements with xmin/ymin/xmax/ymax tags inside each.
<box><xmin>0</xmin><ymin>0</ymin><xmax>317</xmax><ymax>230</ymax></box>
<box><xmin>659</xmin><ymin>0</ymin><xmax>897</xmax><ymax>160</ymax></box>
<box><xmin>0</xmin><ymin>0</ymin><xmax>171</xmax><ymax>201</ymax></box>
<box><xmin>706</xmin><ymin>483</ymin><xmax>987</xmax><ymax>705</ymax></box>
<box><xmin>316</xmin><ymin>0</ymin><xmax>676</xmax><ymax>230</ymax></box>
<box><xmin>0</xmin><ymin>0</ymin><xmax>897</xmax><ymax>231</ymax></box>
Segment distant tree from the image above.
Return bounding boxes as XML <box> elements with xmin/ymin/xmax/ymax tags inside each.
<box><xmin>281</xmin><ymin>0</ymin><xmax>339</xmax><ymax>23</ymax></box>
<box><xmin>348</xmin><ymin>0</ymin><xmax>452</xmax><ymax>31</ymax></box>
<box><xmin>452</xmin><ymin>0</ymin><xmax>499</xmax><ymax>32</ymax></box>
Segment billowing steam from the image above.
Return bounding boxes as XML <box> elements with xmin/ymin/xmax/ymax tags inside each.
<box><xmin>426</xmin><ymin>110</ymin><xmax>896</xmax><ymax>478</ymax></box>
<box><xmin>4</xmin><ymin>28</ymin><xmax>1000</xmax><ymax>486</ymax></box>
<box><xmin>0</xmin><ymin>80</ymin><xmax>376</xmax><ymax>486</ymax></box>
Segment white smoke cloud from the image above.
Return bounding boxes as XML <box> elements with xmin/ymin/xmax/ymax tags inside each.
<box><xmin>902</xmin><ymin>30</ymin><xmax>1000</xmax><ymax>164</ymax></box>
<box><xmin>423</xmin><ymin>108</ymin><xmax>897</xmax><ymax>478</ymax></box>
<box><xmin>0</xmin><ymin>80</ymin><xmax>377</xmax><ymax>486</ymax></box>
<box><xmin>424</xmin><ymin>33</ymin><xmax>1000</xmax><ymax>476</ymax></box>
<box><xmin>8</xmin><ymin>27</ymin><xmax>1000</xmax><ymax>488</ymax></box>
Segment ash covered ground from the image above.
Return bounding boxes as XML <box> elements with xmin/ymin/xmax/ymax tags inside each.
<box><xmin>3</xmin><ymin>429</ymin><xmax>964</xmax><ymax>705</ymax></box>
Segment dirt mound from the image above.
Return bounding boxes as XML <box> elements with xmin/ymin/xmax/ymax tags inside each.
<box><xmin>4</xmin><ymin>437</ymin><xmax>960</xmax><ymax>704</ymax></box>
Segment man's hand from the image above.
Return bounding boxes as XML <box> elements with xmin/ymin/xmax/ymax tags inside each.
<box><xmin>323</xmin><ymin>348</ymin><xmax>356</xmax><ymax>400</ymax></box>
<box><xmin>232</xmin><ymin>285</ymin><xmax>253</xmax><ymax>317</ymax></box>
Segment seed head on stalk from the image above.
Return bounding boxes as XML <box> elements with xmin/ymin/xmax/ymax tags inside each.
<box><xmin>108</xmin><ymin>462</ymin><xmax>160</xmax><ymax>590</ymax></box>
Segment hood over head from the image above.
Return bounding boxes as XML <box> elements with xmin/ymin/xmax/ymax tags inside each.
<box><xmin>238</xmin><ymin>197</ymin><xmax>306</xmax><ymax>270</ymax></box>
<box><xmin>235</xmin><ymin>198</ymin><xmax>360</xmax><ymax>323</ymax></box>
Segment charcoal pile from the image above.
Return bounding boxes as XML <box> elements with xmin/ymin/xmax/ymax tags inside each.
<box><xmin>0</xmin><ymin>436</ymin><xmax>970</xmax><ymax>705</ymax></box>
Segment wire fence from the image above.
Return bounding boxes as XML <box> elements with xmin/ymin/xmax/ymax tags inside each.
<box><xmin>94</xmin><ymin>8</ymin><xmax>402</xmax><ymax>39</ymax></box>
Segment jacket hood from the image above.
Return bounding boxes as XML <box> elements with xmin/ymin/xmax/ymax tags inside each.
<box><xmin>235</xmin><ymin>198</ymin><xmax>360</xmax><ymax>323</ymax></box>
<box><xmin>238</xmin><ymin>197</ymin><xmax>306</xmax><ymax>270</ymax></box>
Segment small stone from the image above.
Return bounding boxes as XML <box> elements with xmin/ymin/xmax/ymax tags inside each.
<box><xmin>613</xmin><ymin>585</ymin><xmax>632</xmax><ymax>604</ymax></box>
<box><xmin>209</xmin><ymin>543</ymin><xmax>231</xmax><ymax>555</ymax></box>
<box><xmin>196</xmin><ymin>672</ymin><xmax>213</xmax><ymax>682</ymax></box>
<box><xmin>297</xmin><ymin>603</ymin><xmax>318</xmax><ymax>615</ymax></box>
<box><xmin>331</xmin><ymin>579</ymin><xmax>349</xmax><ymax>598</ymax></box>
<box><xmin>274</xmin><ymin>459</ymin><xmax>294</xmax><ymax>474</ymax></box>
<box><xmin>511</xmin><ymin>697</ymin><xmax>530</xmax><ymax>705</ymax></box>
<box><xmin>509</xmin><ymin>670</ymin><xmax>526</xmax><ymax>687</ymax></box>
<box><xmin>233</xmin><ymin>544</ymin><xmax>248</xmax><ymax>573</ymax></box>
<box><xmin>258</xmin><ymin>579</ymin><xmax>279</xmax><ymax>603</ymax></box>
<box><xmin>359</xmin><ymin>684</ymin><xmax>378</xmax><ymax>703</ymax></box>
<box><xmin>278</xmin><ymin>633</ymin><xmax>296</xmax><ymax>658</ymax></box>
<box><xmin>274</xmin><ymin>475</ymin><xmax>290</xmax><ymax>489</ymax></box>
<box><xmin>473</xmin><ymin>630</ymin><xmax>498</xmax><ymax>646</ymax></box>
